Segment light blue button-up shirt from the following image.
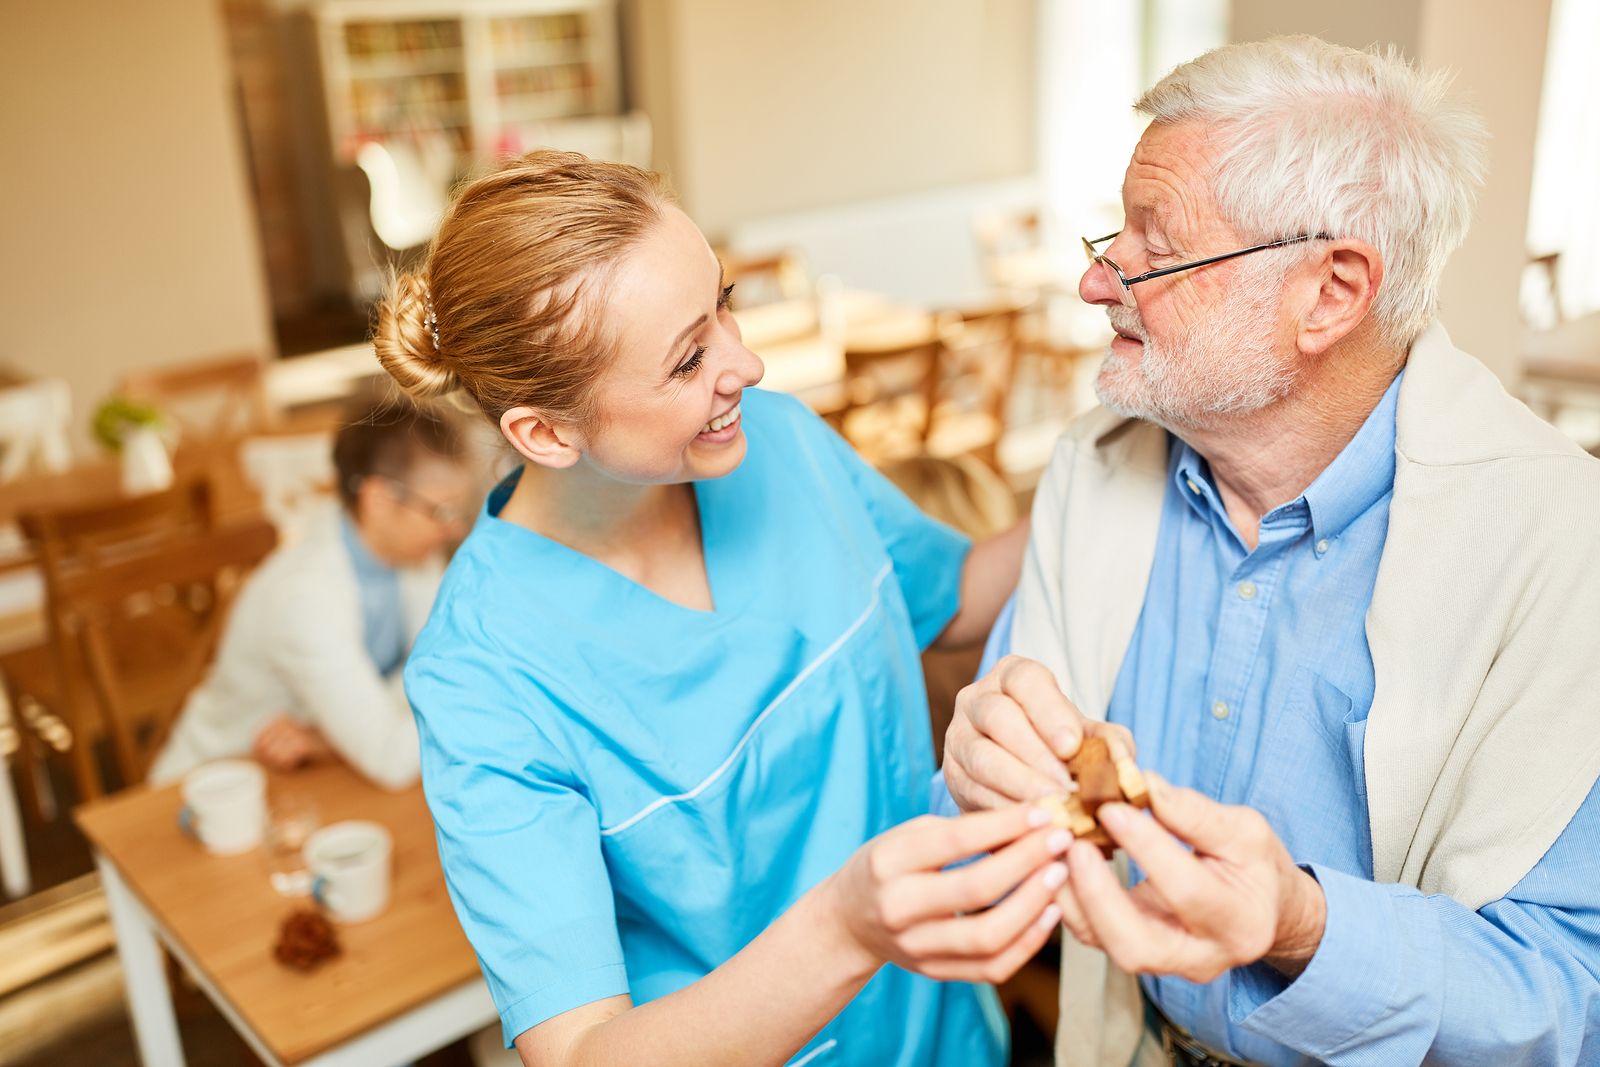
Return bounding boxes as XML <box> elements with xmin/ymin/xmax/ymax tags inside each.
<box><xmin>338</xmin><ymin>513</ymin><xmax>407</xmax><ymax>677</ymax></box>
<box><xmin>964</xmin><ymin>372</ymin><xmax>1600</xmax><ymax>1064</ymax></box>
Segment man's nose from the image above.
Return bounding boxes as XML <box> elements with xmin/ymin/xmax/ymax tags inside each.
<box><xmin>1080</xmin><ymin>258</ymin><xmax>1122</xmax><ymax>308</ymax></box>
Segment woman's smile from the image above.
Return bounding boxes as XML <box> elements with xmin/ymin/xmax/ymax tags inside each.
<box><xmin>696</xmin><ymin>400</ymin><xmax>742</xmax><ymax>443</ymax></box>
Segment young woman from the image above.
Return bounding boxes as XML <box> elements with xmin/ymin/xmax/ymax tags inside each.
<box><xmin>376</xmin><ymin>152</ymin><xmax>1084</xmax><ymax>1067</ymax></box>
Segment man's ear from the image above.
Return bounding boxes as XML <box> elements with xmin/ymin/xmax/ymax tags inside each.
<box><xmin>500</xmin><ymin>405</ymin><xmax>583</xmax><ymax>469</ymax></box>
<box><xmin>1298</xmin><ymin>239</ymin><xmax>1384</xmax><ymax>357</ymax></box>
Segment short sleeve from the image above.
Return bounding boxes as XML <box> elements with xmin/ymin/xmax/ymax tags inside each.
<box><xmin>814</xmin><ymin>418</ymin><xmax>973</xmax><ymax>648</ymax></box>
<box><xmin>405</xmin><ymin>642</ymin><xmax>629</xmax><ymax>1047</ymax></box>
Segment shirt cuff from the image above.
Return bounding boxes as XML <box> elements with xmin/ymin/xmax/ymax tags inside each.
<box><xmin>929</xmin><ymin>769</ymin><xmax>961</xmax><ymax>818</ymax></box>
<box><xmin>1230</xmin><ymin>864</ymin><xmax>1416</xmax><ymax>1057</ymax></box>
<box><xmin>498</xmin><ymin>961</ymin><xmax>630</xmax><ymax>1048</ymax></box>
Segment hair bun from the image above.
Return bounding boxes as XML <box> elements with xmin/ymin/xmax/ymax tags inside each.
<box><xmin>374</xmin><ymin>271</ymin><xmax>461</xmax><ymax>401</ymax></box>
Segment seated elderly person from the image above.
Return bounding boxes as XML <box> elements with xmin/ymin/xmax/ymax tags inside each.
<box><xmin>943</xmin><ymin>35</ymin><xmax>1600</xmax><ymax>1067</ymax></box>
<box><xmin>148</xmin><ymin>400</ymin><xmax>474</xmax><ymax>790</ymax></box>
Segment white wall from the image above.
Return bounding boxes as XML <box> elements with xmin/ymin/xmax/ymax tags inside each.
<box><xmin>0</xmin><ymin>0</ymin><xmax>274</xmax><ymax>442</ymax></box>
<box><xmin>1229</xmin><ymin>0</ymin><xmax>1552</xmax><ymax>383</ymax></box>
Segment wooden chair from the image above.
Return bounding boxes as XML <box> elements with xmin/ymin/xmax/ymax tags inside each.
<box><xmin>0</xmin><ymin>480</ymin><xmax>244</xmax><ymax>802</ymax></box>
<box><xmin>120</xmin><ymin>354</ymin><xmax>272</xmax><ymax>443</ymax></box>
<box><xmin>64</xmin><ymin>519</ymin><xmax>277</xmax><ymax>788</ymax></box>
<box><xmin>835</xmin><ymin>333</ymin><xmax>947</xmax><ymax>465</ymax></box>
<box><xmin>925</xmin><ymin>302</ymin><xmax>1025</xmax><ymax>472</ymax></box>
<box><xmin>720</xmin><ymin>249</ymin><xmax>812</xmax><ymax>310</ymax></box>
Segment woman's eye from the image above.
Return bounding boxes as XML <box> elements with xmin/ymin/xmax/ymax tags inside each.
<box><xmin>672</xmin><ymin>346</ymin><xmax>706</xmax><ymax>378</ymax></box>
<box><xmin>717</xmin><ymin>283</ymin><xmax>736</xmax><ymax>311</ymax></box>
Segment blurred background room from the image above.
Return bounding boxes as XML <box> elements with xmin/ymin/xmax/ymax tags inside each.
<box><xmin>0</xmin><ymin>0</ymin><xmax>1595</xmax><ymax>1064</ymax></box>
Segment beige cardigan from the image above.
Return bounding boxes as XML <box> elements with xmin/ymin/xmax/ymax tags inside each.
<box><xmin>1011</xmin><ymin>324</ymin><xmax>1600</xmax><ymax>1067</ymax></box>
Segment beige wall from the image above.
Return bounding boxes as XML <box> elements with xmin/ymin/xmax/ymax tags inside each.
<box><xmin>626</xmin><ymin>0</ymin><xmax>1037</xmax><ymax>236</ymax></box>
<box><xmin>1229</xmin><ymin>0</ymin><xmax>1550</xmax><ymax>383</ymax></box>
<box><xmin>0</xmin><ymin>0</ymin><xmax>273</xmax><ymax>440</ymax></box>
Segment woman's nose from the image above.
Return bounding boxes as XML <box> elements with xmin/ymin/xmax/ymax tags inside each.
<box><xmin>720</xmin><ymin>344</ymin><xmax>764</xmax><ymax>393</ymax></box>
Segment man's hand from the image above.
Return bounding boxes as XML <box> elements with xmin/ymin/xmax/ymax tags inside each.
<box><xmin>1055</xmin><ymin>772</ymin><xmax>1327</xmax><ymax>983</ymax></box>
<box><xmin>942</xmin><ymin>655</ymin><xmax>1134</xmax><ymax>812</ymax></box>
<box><xmin>252</xmin><ymin>714</ymin><xmax>332</xmax><ymax>772</ymax></box>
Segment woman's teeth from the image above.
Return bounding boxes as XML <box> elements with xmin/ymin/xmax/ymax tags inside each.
<box><xmin>701</xmin><ymin>403</ymin><xmax>741</xmax><ymax>434</ymax></box>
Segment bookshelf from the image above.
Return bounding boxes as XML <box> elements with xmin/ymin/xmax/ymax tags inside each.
<box><xmin>311</xmin><ymin>0</ymin><xmax>621</xmax><ymax>164</ymax></box>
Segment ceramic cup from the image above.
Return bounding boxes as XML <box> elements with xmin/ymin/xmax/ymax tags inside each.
<box><xmin>179</xmin><ymin>760</ymin><xmax>266</xmax><ymax>855</ymax></box>
<box><xmin>305</xmin><ymin>820</ymin><xmax>393</xmax><ymax>923</ymax></box>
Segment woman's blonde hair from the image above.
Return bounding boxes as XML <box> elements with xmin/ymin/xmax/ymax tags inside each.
<box><xmin>373</xmin><ymin>150</ymin><xmax>671</xmax><ymax>427</ymax></box>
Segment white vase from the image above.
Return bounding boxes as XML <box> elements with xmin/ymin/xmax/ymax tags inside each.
<box><xmin>121</xmin><ymin>426</ymin><xmax>174</xmax><ymax>495</ymax></box>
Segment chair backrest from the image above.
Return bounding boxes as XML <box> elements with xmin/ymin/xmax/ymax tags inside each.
<box><xmin>937</xmin><ymin>302</ymin><xmax>1026</xmax><ymax>427</ymax></box>
<box><xmin>18</xmin><ymin>479</ymin><xmax>221</xmax><ymax>798</ymax></box>
<box><xmin>973</xmin><ymin>206</ymin><xmax>1044</xmax><ymax>285</ymax></box>
<box><xmin>722</xmin><ymin>249</ymin><xmax>811</xmax><ymax>310</ymax></box>
<box><xmin>57</xmin><ymin>519</ymin><xmax>278</xmax><ymax>789</ymax></box>
<box><xmin>0</xmin><ymin>380</ymin><xmax>73</xmax><ymax>483</ymax></box>
<box><xmin>836</xmin><ymin>335</ymin><xmax>947</xmax><ymax>464</ymax></box>
<box><xmin>120</xmin><ymin>355</ymin><xmax>271</xmax><ymax>443</ymax></box>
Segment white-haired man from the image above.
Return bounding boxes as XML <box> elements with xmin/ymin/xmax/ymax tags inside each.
<box><xmin>941</xmin><ymin>36</ymin><xmax>1600</xmax><ymax>1066</ymax></box>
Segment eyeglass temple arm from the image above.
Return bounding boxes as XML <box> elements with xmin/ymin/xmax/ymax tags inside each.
<box><xmin>1124</xmin><ymin>233</ymin><xmax>1334</xmax><ymax>287</ymax></box>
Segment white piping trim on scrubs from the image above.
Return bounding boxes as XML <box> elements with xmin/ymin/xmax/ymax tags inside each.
<box><xmin>600</xmin><ymin>562</ymin><xmax>895</xmax><ymax>837</ymax></box>
<box><xmin>789</xmin><ymin>1039</ymin><xmax>839</xmax><ymax>1066</ymax></box>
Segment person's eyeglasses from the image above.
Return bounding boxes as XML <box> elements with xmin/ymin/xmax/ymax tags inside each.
<box><xmin>1082</xmin><ymin>230</ymin><xmax>1334</xmax><ymax>308</ymax></box>
<box><xmin>375</xmin><ymin>476</ymin><xmax>470</xmax><ymax>528</ymax></box>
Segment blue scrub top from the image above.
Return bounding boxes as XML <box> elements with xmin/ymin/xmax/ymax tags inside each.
<box><xmin>405</xmin><ymin>389</ymin><xmax>1006</xmax><ymax>1066</ymax></box>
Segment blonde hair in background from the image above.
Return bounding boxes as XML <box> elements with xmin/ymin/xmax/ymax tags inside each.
<box><xmin>1137</xmin><ymin>35</ymin><xmax>1489</xmax><ymax>348</ymax></box>
<box><xmin>373</xmin><ymin>151</ymin><xmax>671</xmax><ymax>428</ymax></box>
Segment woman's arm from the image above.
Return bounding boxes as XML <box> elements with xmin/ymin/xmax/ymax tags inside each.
<box><xmin>935</xmin><ymin>516</ymin><xmax>1031</xmax><ymax>650</ymax></box>
<box><xmin>517</xmin><ymin>806</ymin><xmax>1070</xmax><ymax>1067</ymax></box>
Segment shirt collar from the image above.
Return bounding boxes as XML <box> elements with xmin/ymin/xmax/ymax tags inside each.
<box><xmin>339</xmin><ymin>511</ymin><xmax>398</xmax><ymax>583</ymax></box>
<box><xmin>1170</xmin><ymin>370</ymin><xmax>1402</xmax><ymax>544</ymax></box>
<box><xmin>1299</xmin><ymin>370</ymin><xmax>1402</xmax><ymax>543</ymax></box>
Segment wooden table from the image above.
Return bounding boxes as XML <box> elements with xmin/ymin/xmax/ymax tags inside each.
<box><xmin>75</xmin><ymin>761</ymin><xmax>494</xmax><ymax>1067</ymax></box>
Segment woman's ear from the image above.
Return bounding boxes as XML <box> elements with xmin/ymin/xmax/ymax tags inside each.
<box><xmin>500</xmin><ymin>406</ymin><xmax>583</xmax><ymax>469</ymax></box>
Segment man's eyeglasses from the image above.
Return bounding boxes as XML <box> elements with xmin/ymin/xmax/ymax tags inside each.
<box><xmin>375</xmin><ymin>476</ymin><xmax>470</xmax><ymax>528</ymax></box>
<box><xmin>1082</xmin><ymin>230</ymin><xmax>1334</xmax><ymax>308</ymax></box>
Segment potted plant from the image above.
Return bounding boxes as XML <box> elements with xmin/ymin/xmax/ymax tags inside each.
<box><xmin>92</xmin><ymin>395</ymin><xmax>175</xmax><ymax>494</ymax></box>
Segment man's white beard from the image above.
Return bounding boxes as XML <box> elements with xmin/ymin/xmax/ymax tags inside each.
<box><xmin>1094</xmin><ymin>263</ymin><xmax>1296</xmax><ymax>431</ymax></box>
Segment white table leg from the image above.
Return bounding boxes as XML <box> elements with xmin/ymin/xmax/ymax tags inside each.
<box><xmin>0</xmin><ymin>742</ymin><xmax>29</xmax><ymax>898</ymax></box>
<box><xmin>96</xmin><ymin>854</ymin><xmax>187</xmax><ymax>1067</ymax></box>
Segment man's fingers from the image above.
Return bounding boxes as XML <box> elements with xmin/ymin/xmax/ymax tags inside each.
<box><xmin>1144</xmin><ymin>773</ymin><xmax>1252</xmax><ymax>856</ymax></box>
<box><xmin>942</xmin><ymin>760</ymin><xmax>1013</xmax><ymax>814</ymax></box>
<box><xmin>1054</xmin><ymin>881</ymin><xmax>1099</xmax><ymax>948</ymax></box>
<box><xmin>968</xmin><ymin>691</ymin><xmax>1072</xmax><ymax>791</ymax></box>
<box><xmin>995</xmin><ymin>657</ymin><xmax>1085</xmax><ymax>760</ymax></box>
<box><xmin>1065</xmin><ymin>840</ymin><xmax>1188</xmax><ymax>974</ymax></box>
<box><xmin>954</xmin><ymin>733</ymin><xmax>1065</xmax><ymax>803</ymax></box>
<box><xmin>1096</xmin><ymin>804</ymin><xmax>1222</xmax><ymax>924</ymax></box>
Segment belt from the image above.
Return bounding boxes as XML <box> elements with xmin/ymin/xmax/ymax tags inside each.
<box><xmin>1143</xmin><ymin>998</ymin><xmax>1259</xmax><ymax>1067</ymax></box>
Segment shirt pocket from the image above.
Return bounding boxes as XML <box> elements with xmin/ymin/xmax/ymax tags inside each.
<box><xmin>1244</xmin><ymin>666</ymin><xmax>1371</xmax><ymax>868</ymax></box>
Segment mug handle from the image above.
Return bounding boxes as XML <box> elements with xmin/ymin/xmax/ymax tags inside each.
<box><xmin>177</xmin><ymin>806</ymin><xmax>198</xmax><ymax>840</ymax></box>
<box><xmin>311</xmin><ymin>875</ymin><xmax>333</xmax><ymax>911</ymax></box>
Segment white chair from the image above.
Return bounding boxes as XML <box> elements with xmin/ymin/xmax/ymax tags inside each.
<box><xmin>0</xmin><ymin>380</ymin><xmax>72</xmax><ymax>483</ymax></box>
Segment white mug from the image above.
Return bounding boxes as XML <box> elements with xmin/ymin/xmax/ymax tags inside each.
<box><xmin>305</xmin><ymin>820</ymin><xmax>392</xmax><ymax>923</ymax></box>
<box><xmin>179</xmin><ymin>760</ymin><xmax>266</xmax><ymax>855</ymax></box>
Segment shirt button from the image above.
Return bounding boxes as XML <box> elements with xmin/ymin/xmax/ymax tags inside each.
<box><xmin>1315</xmin><ymin>538</ymin><xmax>1330</xmax><ymax>555</ymax></box>
<box><xmin>1212</xmin><ymin>701</ymin><xmax>1230</xmax><ymax>720</ymax></box>
<box><xmin>1185</xmin><ymin>477</ymin><xmax>1201</xmax><ymax>495</ymax></box>
<box><xmin>1237</xmin><ymin>580</ymin><xmax>1257</xmax><ymax>601</ymax></box>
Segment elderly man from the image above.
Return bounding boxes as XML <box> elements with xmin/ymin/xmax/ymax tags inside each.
<box><xmin>942</xmin><ymin>36</ymin><xmax>1600</xmax><ymax>1067</ymax></box>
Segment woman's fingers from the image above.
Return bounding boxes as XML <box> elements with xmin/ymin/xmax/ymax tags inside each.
<box><xmin>887</xmin><ymin>826</ymin><xmax>1072</xmax><ymax>926</ymax></box>
<box><xmin>873</xmin><ymin>805</ymin><xmax>1048</xmax><ymax>877</ymax></box>
<box><xmin>897</xmin><ymin>857</ymin><xmax>1066</xmax><ymax>958</ymax></box>
<box><xmin>915</xmin><ymin>900</ymin><xmax>1063</xmax><ymax>984</ymax></box>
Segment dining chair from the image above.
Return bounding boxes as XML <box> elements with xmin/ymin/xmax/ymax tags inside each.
<box><xmin>0</xmin><ymin>480</ymin><xmax>225</xmax><ymax>802</ymax></box>
<box><xmin>924</xmin><ymin>301</ymin><xmax>1026</xmax><ymax>472</ymax></box>
<box><xmin>835</xmin><ymin>331</ymin><xmax>948</xmax><ymax>466</ymax></box>
<box><xmin>720</xmin><ymin>249</ymin><xmax>812</xmax><ymax>310</ymax></box>
<box><xmin>120</xmin><ymin>354</ymin><xmax>273</xmax><ymax>444</ymax></box>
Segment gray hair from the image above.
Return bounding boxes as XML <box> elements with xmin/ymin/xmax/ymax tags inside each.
<box><xmin>1137</xmin><ymin>35</ymin><xmax>1488</xmax><ymax>347</ymax></box>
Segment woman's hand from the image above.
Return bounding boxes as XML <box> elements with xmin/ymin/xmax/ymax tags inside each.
<box><xmin>252</xmin><ymin>714</ymin><xmax>332</xmax><ymax>772</ymax></box>
<box><xmin>823</xmin><ymin>804</ymin><xmax>1071</xmax><ymax>985</ymax></box>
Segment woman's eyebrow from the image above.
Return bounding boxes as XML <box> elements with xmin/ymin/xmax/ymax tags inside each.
<box><xmin>661</xmin><ymin>264</ymin><xmax>728</xmax><ymax>367</ymax></box>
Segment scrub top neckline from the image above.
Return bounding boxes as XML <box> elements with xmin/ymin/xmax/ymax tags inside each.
<box><xmin>476</xmin><ymin>465</ymin><xmax>735</xmax><ymax>620</ymax></box>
